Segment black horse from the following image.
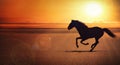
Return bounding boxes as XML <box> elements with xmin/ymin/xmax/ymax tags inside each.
<box><xmin>68</xmin><ymin>20</ymin><xmax>116</xmax><ymax>52</ymax></box>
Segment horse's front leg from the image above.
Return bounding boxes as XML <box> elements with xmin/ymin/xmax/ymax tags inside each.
<box><xmin>80</xmin><ymin>39</ymin><xmax>89</xmax><ymax>45</ymax></box>
<box><xmin>76</xmin><ymin>37</ymin><xmax>81</xmax><ymax>48</ymax></box>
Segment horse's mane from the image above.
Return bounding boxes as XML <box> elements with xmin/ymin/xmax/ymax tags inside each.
<box><xmin>72</xmin><ymin>20</ymin><xmax>88</xmax><ymax>28</ymax></box>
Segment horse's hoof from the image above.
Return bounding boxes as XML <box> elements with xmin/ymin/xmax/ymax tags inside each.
<box><xmin>76</xmin><ymin>46</ymin><xmax>79</xmax><ymax>48</ymax></box>
<box><xmin>83</xmin><ymin>43</ymin><xmax>89</xmax><ymax>45</ymax></box>
<box><xmin>86</xmin><ymin>43</ymin><xmax>89</xmax><ymax>45</ymax></box>
<box><xmin>90</xmin><ymin>49</ymin><xmax>93</xmax><ymax>52</ymax></box>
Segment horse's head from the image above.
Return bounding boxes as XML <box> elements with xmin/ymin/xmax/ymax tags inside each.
<box><xmin>68</xmin><ymin>20</ymin><xmax>77</xmax><ymax>30</ymax></box>
<box><xmin>68</xmin><ymin>20</ymin><xmax>88</xmax><ymax>30</ymax></box>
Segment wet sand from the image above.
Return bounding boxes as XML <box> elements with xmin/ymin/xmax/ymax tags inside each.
<box><xmin>0</xmin><ymin>29</ymin><xmax>120</xmax><ymax>65</ymax></box>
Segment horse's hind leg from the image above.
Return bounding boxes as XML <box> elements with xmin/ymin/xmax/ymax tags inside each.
<box><xmin>76</xmin><ymin>37</ymin><xmax>81</xmax><ymax>48</ymax></box>
<box><xmin>90</xmin><ymin>39</ymin><xmax>99</xmax><ymax>52</ymax></box>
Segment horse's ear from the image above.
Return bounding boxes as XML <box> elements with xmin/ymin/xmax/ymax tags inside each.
<box><xmin>71</xmin><ymin>20</ymin><xmax>75</xmax><ymax>22</ymax></box>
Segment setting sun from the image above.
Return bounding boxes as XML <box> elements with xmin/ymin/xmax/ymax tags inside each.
<box><xmin>84</xmin><ymin>2</ymin><xmax>103</xmax><ymax>17</ymax></box>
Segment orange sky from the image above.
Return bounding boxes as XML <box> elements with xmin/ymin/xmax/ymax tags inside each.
<box><xmin>0</xmin><ymin>0</ymin><xmax>120</xmax><ymax>23</ymax></box>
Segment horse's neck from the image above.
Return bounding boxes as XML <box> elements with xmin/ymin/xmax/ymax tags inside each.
<box><xmin>75</xmin><ymin>25</ymin><xmax>88</xmax><ymax>35</ymax></box>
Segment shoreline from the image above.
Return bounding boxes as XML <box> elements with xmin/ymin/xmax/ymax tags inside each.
<box><xmin>0</xmin><ymin>23</ymin><xmax>120</xmax><ymax>29</ymax></box>
<box><xmin>0</xmin><ymin>28</ymin><xmax>120</xmax><ymax>33</ymax></box>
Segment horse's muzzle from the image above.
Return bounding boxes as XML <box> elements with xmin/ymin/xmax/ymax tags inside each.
<box><xmin>68</xmin><ymin>27</ymin><xmax>70</xmax><ymax>30</ymax></box>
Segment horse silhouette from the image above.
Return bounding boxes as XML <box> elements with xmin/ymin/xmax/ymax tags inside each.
<box><xmin>68</xmin><ymin>20</ymin><xmax>116</xmax><ymax>52</ymax></box>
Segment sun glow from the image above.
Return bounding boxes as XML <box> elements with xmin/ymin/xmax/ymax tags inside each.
<box><xmin>1</xmin><ymin>0</ymin><xmax>119</xmax><ymax>27</ymax></box>
<box><xmin>84</xmin><ymin>2</ymin><xmax>103</xmax><ymax>17</ymax></box>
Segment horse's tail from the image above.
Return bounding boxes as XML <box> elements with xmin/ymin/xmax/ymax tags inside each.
<box><xmin>103</xmin><ymin>28</ymin><xmax>116</xmax><ymax>38</ymax></box>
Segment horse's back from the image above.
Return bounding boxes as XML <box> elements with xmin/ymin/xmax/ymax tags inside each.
<box><xmin>88</xmin><ymin>27</ymin><xmax>104</xmax><ymax>38</ymax></box>
<box><xmin>90</xmin><ymin>27</ymin><xmax>103</xmax><ymax>31</ymax></box>
<box><xmin>91</xmin><ymin>26</ymin><xmax>102</xmax><ymax>29</ymax></box>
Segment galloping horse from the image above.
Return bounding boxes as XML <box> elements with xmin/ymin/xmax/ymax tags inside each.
<box><xmin>68</xmin><ymin>20</ymin><xmax>116</xmax><ymax>52</ymax></box>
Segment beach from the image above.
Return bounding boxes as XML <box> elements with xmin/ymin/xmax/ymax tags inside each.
<box><xmin>0</xmin><ymin>28</ymin><xmax>120</xmax><ymax>65</ymax></box>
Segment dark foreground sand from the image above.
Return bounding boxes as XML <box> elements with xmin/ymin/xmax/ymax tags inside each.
<box><xmin>0</xmin><ymin>28</ymin><xmax>120</xmax><ymax>65</ymax></box>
